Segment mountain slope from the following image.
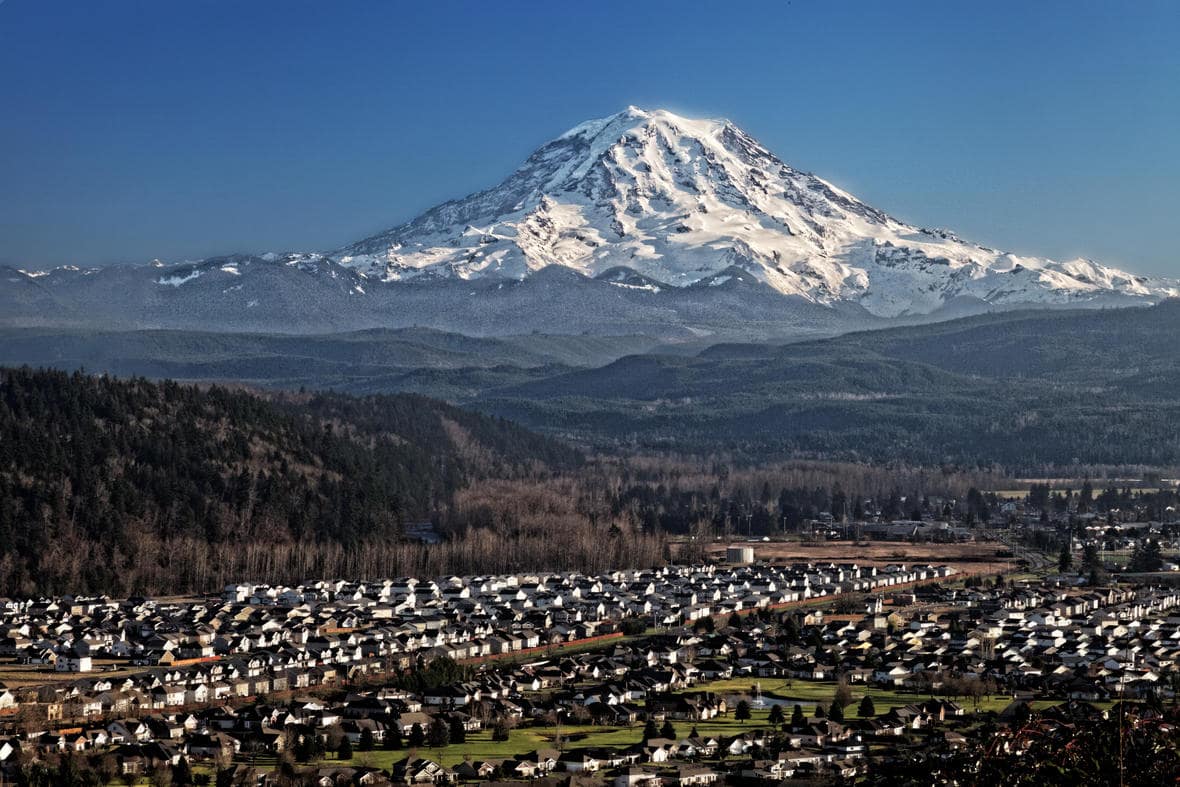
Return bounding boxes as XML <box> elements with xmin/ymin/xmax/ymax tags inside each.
<box><xmin>0</xmin><ymin>254</ymin><xmax>873</xmax><ymax>341</ymax></box>
<box><xmin>0</xmin><ymin>367</ymin><xmax>579</xmax><ymax>594</ymax></box>
<box><xmin>471</xmin><ymin>300</ymin><xmax>1180</xmax><ymax>467</ymax></box>
<box><xmin>5</xmin><ymin>108</ymin><xmax>1172</xmax><ymax>338</ymax></box>
<box><xmin>0</xmin><ymin>326</ymin><xmax>679</xmax><ymax>400</ymax></box>
<box><xmin>336</xmin><ymin>107</ymin><xmax>1176</xmax><ymax>317</ymax></box>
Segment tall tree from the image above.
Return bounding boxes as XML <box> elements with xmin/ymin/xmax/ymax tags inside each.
<box><xmin>427</xmin><ymin>718</ymin><xmax>450</xmax><ymax>749</ymax></box>
<box><xmin>408</xmin><ymin>723</ymin><xmax>425</xmax><ymax>748</ymax></box>
<box><xmin>791</xmin><ymin>705</ymin><xmax>806</xmax><ymax>729</ymax></box>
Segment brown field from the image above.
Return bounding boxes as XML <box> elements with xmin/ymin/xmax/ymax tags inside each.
<box><xmin>0</xmin><ymin>659</ymin><xmax>148</xmax><ymax>690</ymax></box>
<box><xmin>696</xmin><ymin>539</ymin><xmax>1011</xmax><ymax>578</ymax></box>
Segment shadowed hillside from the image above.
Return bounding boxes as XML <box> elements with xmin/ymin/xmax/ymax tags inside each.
<box><xmin>0</xmin><ymin>367</ymin><xmax>580</xmax><ymax>595</ymax></box>
<box><xmin>476</xmin><ymin>301</ymin><xmax>1180</xmax><ymax>467</ymax></box>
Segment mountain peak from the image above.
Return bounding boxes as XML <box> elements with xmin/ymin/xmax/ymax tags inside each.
<box><xmin>331</xmin><ymin>109</ymin><xmax>1176</xmax><ymax>316</ymax></box>
<box><xmin>556</xmin><ymin>106</ymin><xmax>732</xmax><ymax>147</ymax></box>
<box><xmin>558</xmin><ymin>105</ymin><xmax>651</xmax><ymax>137</ymax></box>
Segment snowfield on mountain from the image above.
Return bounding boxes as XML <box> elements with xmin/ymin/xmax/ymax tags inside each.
<box><xmin>335</xmin><ymin>106</ymin><xmax>1176</xmax><ymax>317</ymax></box>
<box><xmin>5</xmin><ymin>107</ymin><xmax>1175</xmax><ymax>337</ymax></box>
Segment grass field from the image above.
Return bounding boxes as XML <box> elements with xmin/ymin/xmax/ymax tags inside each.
<box><xmin>677</xmin><ymin>676</ymin><xmax>1017</xmax><ymax>715</ymax></box>
<box><xmin>332</xmin><ymin>709</ymin><xmax>783</xmax><ymax>769</ymax></box>
<box><xmin>988</xmin><ymin>490</ymin><xmax>1033</xmax><ymax>499</ymax></box>
<box><xmin>197</xmin><ymin>657</ymin><xmax>1116</xmax><ymax>780</ymax></box>
<box><xmin>0</xmin><ymin>659</ymin><xmax>149</xmax><ymax>689</ymax></box>
<box><xmin>699</xmin><ymin>540</ymin><xmax>1011</xmax><ymax>578</ymax></box>
<box><xmin>319</xmin><ymin>675</ymin><xmax>1055</xmax><ymax>770</ymax></box>
<box><xmin>475</xmin><ymin>635</ymin><xmax>633</xmax><ymax>666</ymax></box>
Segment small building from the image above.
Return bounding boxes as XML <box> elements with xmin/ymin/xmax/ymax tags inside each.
<box><xmin>55</xmin><ymin>645</ymin><xmax>93</xmax><ymax>673</ymax></box>
<box><xmin>726</xmin><ymin>546</ymin><xmax>755</xmax><ymax>565</ymax></box>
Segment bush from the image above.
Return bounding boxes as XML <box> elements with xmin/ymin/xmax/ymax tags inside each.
<box><xmin>619</xmin><ymin>618</ymin><xmax>647</xmax><ymax>636</ymax></box>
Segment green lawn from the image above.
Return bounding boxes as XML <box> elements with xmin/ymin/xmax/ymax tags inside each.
<box><xmin>680</xmin><ymin>676</ymin><xmax>1019</xmax><ymax>715</ymax></box>
<box><xmin>331</xmin><ymin>681</ymin><xmax>1018</xmax><ymax>770</ymax></box>
<box><xmin>313</xmin><ymin>678</ymin><xmax>1090</xmax><ymax>773</ymax></box>
<box><xmin>311</xmin><ymin>670</ymin><xmax>1079</xmax><ymax>773</ymax></box>
<box><xmin>333</xmin><ymin>710</ymin><xmax>781</xmax><ymax>769</ymax></box>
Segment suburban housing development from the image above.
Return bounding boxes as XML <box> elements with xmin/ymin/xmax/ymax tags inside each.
<box><xmin>2</xmin><ymin>557</ymin><xmax>1178</xmax><ymax>784</ymax></box>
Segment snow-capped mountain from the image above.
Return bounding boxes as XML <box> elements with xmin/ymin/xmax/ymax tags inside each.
<box><xmin>335</xmin><ymin>106</ymin><xmax>1176</xmax><ymax>318</ymax></box>
<box><xmin>4</xmin><ymin>107</ymin><xmax>1174</xmax><ymax>339</ymax></box>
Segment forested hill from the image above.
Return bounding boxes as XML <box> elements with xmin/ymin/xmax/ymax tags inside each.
<box><xmin>0</xmin><ymin>367</ymin><xmax>580</xmax><ymax>595</ymax></box>
<box><xmin>478</xmin><ymin>300</ymin><xmax>1180</xmax><ymax>467</ymax></box>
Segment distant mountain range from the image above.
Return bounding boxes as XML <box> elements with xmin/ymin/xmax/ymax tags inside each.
<box><xmin>7</xmin><ymin>107</ymin><xmax>1180</xmax><ymax>467</ymax></box>
<box><xmin>6</xmin><ymin>302</ymin><xmax>1180</xmax><ymax>467</ymax></box>
<box><xmin>4</xmin><ymin>107</ymin><xmax>1174</xmax><ymax>341</ymax></box>
<box><xmin>467</xmin><ymin>301</ymin><xmax>1180</xmax><ymax>467</ymax></box>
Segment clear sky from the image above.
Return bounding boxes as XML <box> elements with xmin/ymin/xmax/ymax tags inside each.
<box><xmin>1</xmin><ymin>1</ymin><xmax>1177</xmax><ymax>276</ymax></box>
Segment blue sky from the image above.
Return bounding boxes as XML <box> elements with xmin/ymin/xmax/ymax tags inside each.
<box><xmin>1</xmin><ymin>1</ymin><xmax>1177</xmax><ymax>275</ymax></box>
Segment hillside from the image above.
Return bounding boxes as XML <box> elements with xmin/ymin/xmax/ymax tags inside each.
<box><xmin>0</xmin><ymin>326</ymin><xmax>673</xmax><ymax>399</ymax></box>
<box><xmin>0</xmin><ymin>367</ymin><xmax>579</xmax><ymax>595</ymax></box>
<box><xmin>6</xmin><ymin>303</ymin><xmax>1180</xmax><ymax>470</ymax></box>
<box><xmin>474</xmin><ymin>301</ymin><xmax>1180</xmax><ymax>467</ymax></box>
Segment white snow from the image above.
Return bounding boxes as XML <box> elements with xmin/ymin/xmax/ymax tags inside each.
<box><xmin>606</xmin><ymin>280</ymin><xmax>661</xmax><ymax>293</ymax></box>
<box><xmin>329</xmin><ymin>106</ymin><xmax>1175</xmax><ymax>316</ymax></box>
<box><xmin>156</xmin><ymin>270</ymin><xmax>202</xmax><ymax>287</ymax></box>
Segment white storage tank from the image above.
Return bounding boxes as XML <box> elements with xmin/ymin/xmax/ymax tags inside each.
<box><xmin>726</xmin><ymin>546</ymin><xmax>755</xmax><ymax>564</ymax></box>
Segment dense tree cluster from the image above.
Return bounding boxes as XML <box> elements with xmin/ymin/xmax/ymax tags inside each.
<box><xmin>0</xmin><ymin>367</ymin><xmax>578</xmax><ymax>595</ymax></box>
<box><xmin>971</xmin><ymin>703</ymin><xmax>1180</xmax><ymax>787</ymax></box>
<box><xmin>394</xmin><ymin>656</ymin><xmax>470</xmax><ymax>693</ymax></box>
<box><xmin>15</xmin><ymin>752</ymin><xmax>197</xmax><ymax>787</ymax></box>
<box><xmin>588</xmin><ymin>458</ymin><xmax>1008</xmax><ymax>538</ymax></box>
<box><xmin>5</xmin><ymin>367</ymin><xmax>1176</xmax><ymax>599</ymax></box>
<box><xmin>1129</xmin><ymin>539</ymin><xmax>1165</xmax><ymax>573</ymax></box>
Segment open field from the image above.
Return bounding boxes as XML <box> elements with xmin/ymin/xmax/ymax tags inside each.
<box><xmin>329</xmin><ymin>707</ymin><xmax>794</xmax><ymax>770</ymax></box>
<box><xmin>988</xmin><ymin>489</ymin><xmax>1034</xmax><ymax>499</ymax></box>
<box><xmin>674</xmin><ymin>677</ymin><xmax>1017</xmax><ymax>715</ymax></box>
<box><xmin>0</xmin><ymin>659</ymin><xmax>150</xmax><ymax>690</ymax></box>
<box><xmin>990</xmin><ymin>484</ymin><xmax>1174</xmax><ymax>500</ymax></box>
<box><xmin>698</xmin><ymin>540</ymin><xmax>1011</xmax><ymax>578</ymax></box>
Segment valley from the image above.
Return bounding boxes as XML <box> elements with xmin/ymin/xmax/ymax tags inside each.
<box><xmin>7</xmin><ymin>300</ymin><xmax>1180</xmax><ymax>467</ymax></box>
